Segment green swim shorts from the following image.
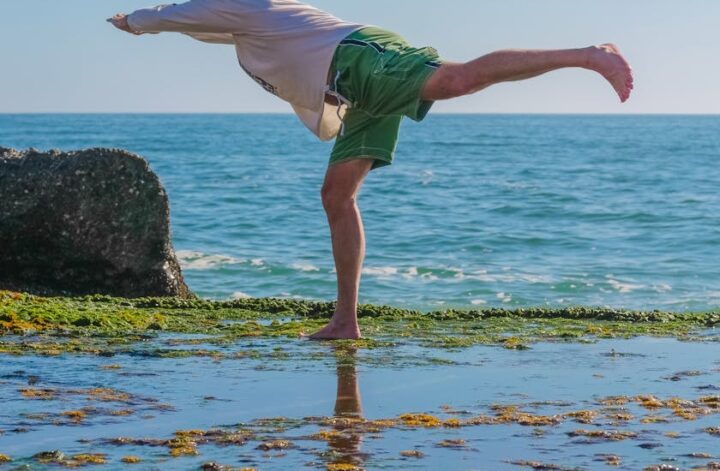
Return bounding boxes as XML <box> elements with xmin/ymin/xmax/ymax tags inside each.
<box><xmin>328</xmin><ymin>26</ymin><xmax>442</xmax><ymax>169</ymax></box>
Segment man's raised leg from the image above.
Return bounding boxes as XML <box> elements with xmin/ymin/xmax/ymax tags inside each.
<box><xmin>309</xmin><ymin>158</ymin><xmax>375</xmax><ymax>340</ymax></box>
<box><xmin>422</xmin><ymin>45</ymin><xmax>633</xmax><ymax>102</ymax></box>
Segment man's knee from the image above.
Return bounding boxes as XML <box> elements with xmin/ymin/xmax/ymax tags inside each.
<box><xmin>424</xmin><ymin>63</ymin><xmax>475</xmax><ymax>100</ymax></box>
<box><xmin>321</xmin><ymin>183</ymin><xmax>355</xmax><ymax>218</ymax></box>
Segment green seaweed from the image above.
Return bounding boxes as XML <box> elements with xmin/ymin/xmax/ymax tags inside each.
<box><xmin>1</xmin><ymin>290</ymin><xmax>719</xmax><ymax>357</ymax></box>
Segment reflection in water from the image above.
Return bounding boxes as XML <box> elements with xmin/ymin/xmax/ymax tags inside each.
<box><xmin>327</xmin><ymin>346</ymin><xmax>366</xmax><ymax>468</ymax></box>
<box><xmin>334</xmin><ymin>347</ymin><xmax>363</xmax><ymax>418</ymax></box>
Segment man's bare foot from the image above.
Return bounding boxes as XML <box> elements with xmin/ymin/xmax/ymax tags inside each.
<box><xmin>586</xmin><ymin>44</ymin><xmax>634</xmax><ymax>102</ymax></box>
<box><xmin>307</xmin><ymin>320</ymin><xmax>361</xmax><ymax>341</ymax></box>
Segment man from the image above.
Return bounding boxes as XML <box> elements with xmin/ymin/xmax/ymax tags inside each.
<box><xmin>110</xmin><ymin>0</ymin><xmax>633</xmax><ymax>340</ymax></box>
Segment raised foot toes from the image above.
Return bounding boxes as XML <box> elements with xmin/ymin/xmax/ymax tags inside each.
<box><xmin>592</xmin><ymin>44</ymin><xmax>633</xmax><ymax>102</ymax></box>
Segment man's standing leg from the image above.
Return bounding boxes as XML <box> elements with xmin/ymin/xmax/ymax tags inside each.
<box><xmin>310</xmin><ymin>158</ymin><xmax>375</xmax><ymax>340</ymax></box>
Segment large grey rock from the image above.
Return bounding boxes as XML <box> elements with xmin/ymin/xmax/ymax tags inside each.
<box><xmin>0</xmin><ymin>147</ymin><xmax>192</xmax><ymax>298</ymax></box>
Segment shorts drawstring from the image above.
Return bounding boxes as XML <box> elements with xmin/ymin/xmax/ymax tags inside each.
<box><xmin>334</xmin><ymin>71</ymin><xmax>345</xmax><ymax>136</ymax></box>
<box><xmin>327</xmin><ymin>69</ymin><xmax>352</xmax><ymax>137</ymax></box>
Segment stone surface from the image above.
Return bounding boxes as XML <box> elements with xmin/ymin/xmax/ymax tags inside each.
<box><xmin>0</xmin><ymin>147</ymin><xmax>191</xmax><ymax>298</ymax></box>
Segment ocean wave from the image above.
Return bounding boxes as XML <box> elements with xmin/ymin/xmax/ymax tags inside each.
<box><xmin>178</xmin><ymin>251</ymin><xmax>329</xmax><ymax>277</ymax></box>
<box><xmin>420</xmin><ymin>170</ymin><xmax>434</xmax><ymax>185</ymax></box>
<box><xmin>291</xmin><ymin>263</ymin><xmax>320</xmax><ymax>272</ymax></box>
<box><xmin>358</xmin><ymin>265</ymin><xmax>552</xmax><ymax>285</ymax></box>
<box><xmin>176</xmin><ymin>251</ymin><xmax>245</xmax><ymax>270</ymax></box>
<box><xmin>606</xmin><ymin>275</ymin><xmax>645</xmax><ymax>294</ymax></box>
<box><xmin>362</xmin><ymin>266</ymin><xmax>399</xmax><ymax>277</ymax></box>
<box><xmin>176</xmin><ymin>251</ymin><xmax>298</xmax><ymax>273</ymax></box>
<box><xmin>451</xmin><ymin>269</ymin><xmax>553</xmax><ymax>284</ymax></box>
<box><xmin>360</xmin><ymin>266</ymin><xmax>439</xmax><ymax>281</ymax></box>
<box><xmin>179</xmin><ymin>251</ymin><xmax>557</xmax><ymax>292</ymax></box>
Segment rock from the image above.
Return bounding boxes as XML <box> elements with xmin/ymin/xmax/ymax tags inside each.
<box><xmin>32</xmin><ymin>450</ymin><xmax>64</xmax><ymax>462</ymax></box>
<box><xmin>0</xmin><ymin>147</ymin><xmax>191</xmax><ymax>298</ymax></box>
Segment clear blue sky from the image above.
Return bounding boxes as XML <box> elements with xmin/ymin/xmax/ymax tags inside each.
<box><xmin>1</xmin><ymin>0</ymin><xmax>718</xmax><ymax>114</ymax></box>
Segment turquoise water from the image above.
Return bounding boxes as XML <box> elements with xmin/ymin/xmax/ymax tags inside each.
<box><xmin>1</xmin><ymin>114</ymin><xmax>718</xmax><ymax>311</ymax></box>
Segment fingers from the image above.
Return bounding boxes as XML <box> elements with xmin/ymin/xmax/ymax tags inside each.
<box><xmin>111</xmin><ymin>19</ymin><xmax>126</xmax><ymax>31</ymax></box>
<box><xmin>108</xmin><ymin>13</ymin><xmax>139</xmax><ymax>34</ymax></box>
<box><xmin>109</xmin><ymin>13</ymin><xmax>124</xmax><ymax>28</ymax></box>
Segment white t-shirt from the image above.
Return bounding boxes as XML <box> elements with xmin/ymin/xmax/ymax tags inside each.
<box><xmin>128</xmin><ymin>0</ymin><xmax>363</xmax><ymax>140</ymax></box>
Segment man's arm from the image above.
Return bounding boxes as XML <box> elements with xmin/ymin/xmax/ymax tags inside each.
<box><xmin>118</xmin><ymin>0</ymin><xmax>248</xmax><ymax>35</ymax></box>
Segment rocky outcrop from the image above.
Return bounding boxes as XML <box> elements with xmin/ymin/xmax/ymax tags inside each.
<box><xmin>0</xmin><ymin>147</ymin><xmax>192</xmax><ymax>298</ymax></box>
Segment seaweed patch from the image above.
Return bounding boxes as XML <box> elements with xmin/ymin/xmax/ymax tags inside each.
<box><xmin>1</xmin><ymin>291</ymin><xmax>719</xmax><ymax>358</ymax></box>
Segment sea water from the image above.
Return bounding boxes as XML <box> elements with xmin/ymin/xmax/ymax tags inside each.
<box><xmin>2</xmin><ymin>114</ymin><xmax>718</xmax><ymax>311</ymax></box>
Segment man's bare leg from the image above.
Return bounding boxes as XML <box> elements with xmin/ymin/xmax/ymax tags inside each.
<box><xmin>309</xmin><ymin>158</ymin><xmax>374</xmax><ymax>340</ymax></box>
<box><xmin>422</xmin><ymin>44</ymin><xmax>633</xmax><ymax>102</ymax></box>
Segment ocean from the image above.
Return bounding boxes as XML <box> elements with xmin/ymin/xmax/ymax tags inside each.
<box><xmin>1</xmin><ymin>114</ymin><xmax>718</xmax><ymax>311</ymax></box>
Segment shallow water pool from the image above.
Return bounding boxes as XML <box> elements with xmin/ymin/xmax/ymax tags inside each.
<box><xmin>1</xmin><ymin>336</ymin><xmax>719</xmax><ymax>470</ymax></box>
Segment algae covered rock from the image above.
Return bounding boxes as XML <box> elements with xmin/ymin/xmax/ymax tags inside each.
<box><xmin>0</xmin><ymin>147</ymin><xmax>191</xmax><ymax>298</ymax></box>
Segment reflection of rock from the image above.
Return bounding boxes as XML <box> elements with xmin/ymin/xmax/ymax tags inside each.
<box><xmin>0</xmin><ymin>147</ymin><xmax>191</xmax><ymax>298</ymax></box>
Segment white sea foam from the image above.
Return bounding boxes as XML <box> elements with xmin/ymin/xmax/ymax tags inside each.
<box><xmin>471</xmin><ymin>299</ymin><xmax>487</xmax><ymax>306</ymax></box>
<box><xmin>176</xmin><ymin>250</ymin><xmax>245</xmax><ymax>270</ymax></box>
<box><xmin>653</xmin><ymin>284</ymin><xmax>673</xmax><ymax>293</ymax></box>
<box><xmin>521</xmin><ymin>274</ymin><xmax>554</xmax><ymax>284</ymax></box>
<box><xmin>496</xmin><ymin>292</ymin><xmax>512</xmax><ymax>303</ymax></box>
<box><xmin>404</xmin><ymin>267</ymin><xmax>419</xmax><ymax>278</ymax></box>
<box><xmin>362</xmin><ymin>266</ymin><xmax>399</xmax><ymax>277</ymax></box>
<box><xmin>359</xmin><ymin>264</ymin><xmax>551</xmax><ymax>285</ymax></box>
<box><xmin>291</xmin><ymin>263</ymin><xmax>320</xmax><ymax>272</ymax></box>
<box><xmin>250</xmin><ymin>258</ymin><xmax>265</xmax><ymax>267</ymax></box>
<box><xmin>606</xmin><ymin>276</ymin><xmax>645</xmax><ymax>294</ymax></box>
<box><xmin>231</xmin><ymin>291</ymin><xmax>252</xmax><ymax>300</ymax></box>
<box><xmin>361</xmin><ymin>265</ymin><xmax>442</xmax><ymax>281</ymax></box>
<box><xmin>454</xmin><ymin>269</ymin><xmax>552</xmax><ymax>284</ymax></box>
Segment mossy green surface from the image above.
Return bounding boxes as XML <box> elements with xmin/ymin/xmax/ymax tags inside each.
<box><xmin>1</xmin><ymin>290</ymin><xmax>719</xmax><ymax>357</ymax></box>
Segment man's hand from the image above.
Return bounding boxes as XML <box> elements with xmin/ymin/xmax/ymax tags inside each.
<box><xmin>109</xmin><ymin>13</ymin><xmax>141</xmax><ymax>35</ymax></box>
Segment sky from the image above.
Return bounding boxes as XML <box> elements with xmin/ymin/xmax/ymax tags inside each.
<box><xmin>1</xmin><ymin>0</ymin><xmax>718</xmax><ymax>114</ymax></box>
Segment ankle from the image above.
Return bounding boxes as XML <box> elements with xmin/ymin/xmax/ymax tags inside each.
<box><xmin>333</xmin><ymin>302</ymin><xmax>358</xmax><ymax>321</ymax></box>
<box><xmin>581</xmin><ymin>46</ymin><xmax>598</xmax><ymax>70</ymax></box>
<box><xmin>330</xmin><ymin>315</ymin><xmax>358</xmax><ymax>327</ymax></box>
